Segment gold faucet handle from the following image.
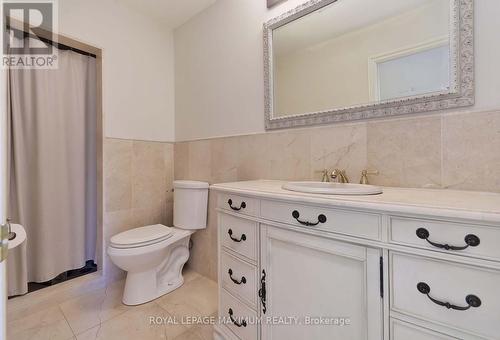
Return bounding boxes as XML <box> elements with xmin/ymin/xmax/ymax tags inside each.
<box><xmin>360</xmin><ymin>170</ymin><xmax>379</xmax><ymax>185</ymax></box>
<box><xmin>314</xmin><ymin>169</ymin><xmax>330</xmax><ymax>182</ymax></box>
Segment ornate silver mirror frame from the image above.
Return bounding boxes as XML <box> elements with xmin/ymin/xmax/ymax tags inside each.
<box><xmin>263</xmin><ymin>0</ymin><xmax>474</xmax><ymax>130</ymax></box>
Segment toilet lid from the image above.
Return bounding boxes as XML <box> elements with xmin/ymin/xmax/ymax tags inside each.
<box><xmin>110</xmin><ymin>224</ymin><xmax>173</xmax><ymax>248</ymax></box>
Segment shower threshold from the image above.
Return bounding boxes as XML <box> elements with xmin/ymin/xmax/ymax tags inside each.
<box><xmin>27</xmin><ymin>260</ymin><xmax>98</xmax><ymax>294</ymax></box>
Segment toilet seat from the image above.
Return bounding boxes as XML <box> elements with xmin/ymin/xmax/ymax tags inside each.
<box><xmin>110</xmin><ymin>224</ymin><xmax>173</xmax><ymax>249</ymax></box>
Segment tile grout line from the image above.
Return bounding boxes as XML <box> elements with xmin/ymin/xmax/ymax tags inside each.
<box><xmin>58</xmin><ymin>304</ymin><xmax>78</xmax><ymax>339</ymax></box>
<box><xmin>59</xmin><ymin>282</ymin><xmax>128</xmax><ymax>338</ymax></box>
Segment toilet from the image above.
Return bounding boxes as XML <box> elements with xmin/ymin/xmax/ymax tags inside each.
<box><xmin>107</xmin><ymin>180</ymin><xmax>209</xmax><ymax>305</ymax></box>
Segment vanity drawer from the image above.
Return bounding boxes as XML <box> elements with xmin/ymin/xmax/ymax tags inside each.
<box><xmin>221</xmin><ymin>251</ymin><xmax>258</xmax><ymax>309</ymax></box>
<box><xmin>220</xmin><ymin>213</ymin><xmax>258</xmax><ymax>261</ymax></box>
<box><xmin>390</xmin><ymin>319</ymin><xmax>458</xmax><ymax>340</ymax></box>
<box><xmin>260</xmin><ymin>199</ymin><xmax>382</xmax><ymax>240</ymax></box>
<box><xmin>390</xmin><ymin>252</ymin><xmax>500</xmax><ymax>339</ymax></box>
<box><xmin>220</xmin><ymin>289</ymin><xmax>258</xmax><ymax>340</ymax></box>
<box><xmin>218</xmin><ymin>193</ymin><xmax>259</xmax><ymax>217</ymax></box>
<box><xmin>390</xmin><ymin>216</ymin><xmax>500</xmax><ymax>261</ymax></box>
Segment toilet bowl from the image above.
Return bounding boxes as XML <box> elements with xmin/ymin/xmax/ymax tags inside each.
<box><xmin>107</xmin><ymin>180</ymin><xmax>209</xmax><ymax>305</ymax></box>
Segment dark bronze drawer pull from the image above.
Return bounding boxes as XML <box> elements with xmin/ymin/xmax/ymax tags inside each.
<box><xmin>228</xmin><ymin>229</ymin><xmax>246</xmax><ymax>242</ymax></box>
<box><xmin>228</xmin><ymin>269</ymin><xmax>246</xmax><ymax>285</ymax></box>
<box><xmin>416</xmin><ymin>228</ymin><xmax>480</xmax><ymax>251</ymax></box>
<box><xmin>292</xmin><ymin>210</ymin><xmax>327</xmax><ymax>226</ymax></box>
<box><xmin>417</xmin><ymin>282</ymin><xmax>482</xmax><ymax>311</ymax></box>
<box><xmin>259</xmin><ymin>269</ymin><xmax>267</xmax><ymax>314</ymax></box>
<box><xmin>228</xmin><ymin>308</ymin><xmax>247</xmax><ymax>327</ymax></box>
<box><xmin>228</xmin><ymin>199</ymin><xmax>246</xmax><ymax>211</ymax></box>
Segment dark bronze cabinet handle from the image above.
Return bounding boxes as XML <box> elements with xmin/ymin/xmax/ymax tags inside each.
<box><xmin>417</xmin><ymin>282</ymin><xmax>482</xmax><ymax>311</ymax></box>
<box><xmin>228</xmin><ymin>308</ymin><xmax>247</xmax><ymax>327</ymax></box>
<box><xmin>292</xmin><ymin>210</ymin><xmax>327</xmax><ymax>226</ymax></box>
<box><xmin>228</xmin><ymin>199</ymin><xmax>246</xmax><ymax>211</ymax></box>
<box><xmin>228</xmin><ymin>229</ymin><xmax>246</xmax><ymax>242</ymax></box>
<box><xmin>416</xmin><ymin>228</ymin><xmax>480</xmax><ymax>251</ymax></box>
<box><xmin>228</xmin><ymin>269</ymin><xmax>246</xmax><ymax>285</ymax></box>
<box><xmin>258</xmin><ymin>269</ymin><xmax>267</xmax><ymax>314</ymax></box>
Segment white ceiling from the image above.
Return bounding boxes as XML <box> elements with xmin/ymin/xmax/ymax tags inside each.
<box><xmin>120</xmin><ymin>0</ymin><xmax>217</xmax><ymax>29</ymax></box>
<box><xmin>274</xmin><ymin>0</ymin><xmax>445</xmax><ymax>56</ymax></box>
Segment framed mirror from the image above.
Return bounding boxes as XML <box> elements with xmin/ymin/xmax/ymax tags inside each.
<box><xmin>264</xmin><ymin>0</ymin><xmax>474</xmax><ymax>130</ymax></box>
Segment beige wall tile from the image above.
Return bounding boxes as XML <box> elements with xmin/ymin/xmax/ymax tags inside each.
<box><xmin>443</xmin><ymin>111</ymin><xmax>500</xmax><ymax>192</ymax></box>
<box><xmin>310</xmin><ymin>123</ymin><xmax>367</xmax><ymax>182</ymax></box>
<box><xmin>211</xmin><ymin>137</ymin><xmax>239</xmax><ymax>183</ymax></box>
<box><xmin>237</xmin><ymin>134</ymin><xmax>271</xmax><ymax>180</ymax></box>
<box><xmin>367</xmin><ymin>117</ymin><xmax>442</xmax><ymax>188</ymax></box>
<box><xmin>268</xmin><ymin>131</ymin><xmax>311</xmax><ymax>180</ymax></box>
<box><xmin>165</xmin><ymin>143</ymin><xmax>175</xmax><ymax>203</ymax></box>
<box><xmin>131</xmin><ymin>141</ymin><xmax>167</xmax><ymax>212</ymax></box>
<box><xmin>188</xmin><ymin>140</ymin><xmax>212</xmax><ymax>183</ymax></box>
<box><xmin>104</xmin><ymin>139</ymin><xmax>132</xmax><ymax>213</ymax></box>
<box><xmin>165</xmin><ymin>202</ymin><xmax>174</xmax><ymax>227</ymax></box>
<box><xmin>174</xmin><ymin>142</ymin><xmax>190</xmax><ymax>180</ymax></box>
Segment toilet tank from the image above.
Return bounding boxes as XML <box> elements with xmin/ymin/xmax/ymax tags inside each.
<box><xmin>173</xmin><ymin>180</ymin><xmax>209</xmax><ymax>230</ymax></box>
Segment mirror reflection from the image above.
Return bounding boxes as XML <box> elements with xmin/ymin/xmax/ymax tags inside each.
<box><xmin>272</xmin><ymin>0</ymin><xmax>452</xmax><ymax>118</ymax></box>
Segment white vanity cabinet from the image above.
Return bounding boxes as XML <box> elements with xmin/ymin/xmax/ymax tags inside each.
<box><xmin>212</xmin><ymin>181</ymin><xmax>500</xmax><ymax>340</ymax></box>
<box><xmin>260</xmin><ymin>225</ymin><xmax>383</xmax><ymax>340</ymax></box>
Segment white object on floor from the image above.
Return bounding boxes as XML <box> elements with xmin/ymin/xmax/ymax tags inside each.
<box><xmin>7</xmin><ymin>224</ymin><xmax>28</xmax><ymax>296</ymax></box>
<box><xmin>107</xmin><ymin>180</ymin><xmax>209</xmax><ymax>305</ymax></box>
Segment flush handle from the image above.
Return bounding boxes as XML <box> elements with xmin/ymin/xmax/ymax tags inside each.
<box><xmin>416</xmin><ymin>228</ymin><xmax>480</xmax><ymax>251</ymax></box>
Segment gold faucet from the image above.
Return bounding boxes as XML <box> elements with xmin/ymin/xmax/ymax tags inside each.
<box><xmin>360</xmin><ymin>170</ymin><xmax>379</xmax><ymax>185</ymax></box>
<box><xmin>316</xmin><ymin>169</ymin><xmax>330</xmax><ymax>182</ymax></box>
<box><xmin>331</xmin><ymin>169</ymin><xmax>349</xmax><ymax>183</ymax></box>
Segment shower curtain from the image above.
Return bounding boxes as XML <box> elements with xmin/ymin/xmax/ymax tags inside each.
<box><xmin>7</xmin><ymin>39</ymin><xmax>97</xmax><ymax>284</ymax></box>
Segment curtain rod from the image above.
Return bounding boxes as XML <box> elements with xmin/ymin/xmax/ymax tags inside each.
<box><xmin>5</xmin><ymin>24</ymin><xmax>97</xmax><ymax>58</ymax></box>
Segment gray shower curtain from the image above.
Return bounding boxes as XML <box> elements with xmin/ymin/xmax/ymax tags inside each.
<box><xmin>7</xmin><ymin>41</ymin><xmax>97</xmax><ymax>283</ymax></box>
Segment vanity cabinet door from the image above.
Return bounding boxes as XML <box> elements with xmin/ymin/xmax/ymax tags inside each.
<box><xmin>260</xmin><ymin>225</ymin><xmax>383</xmax><ymax>340</ymax></box>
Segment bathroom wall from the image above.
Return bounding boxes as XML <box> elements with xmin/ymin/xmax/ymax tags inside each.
<box><xmin>104</xmin><ymin>138</ymin><xmax>174</xmax><ymax>280</ymax></box>
<box><xmin>58</xmin><ymin>0</ymin><xmax>175</xmax><ymax>142</ymax></box>
<box><xmin>174</xmin><ymin>0</ymin><xmax>500</xmax><ymax>141</ymax></box>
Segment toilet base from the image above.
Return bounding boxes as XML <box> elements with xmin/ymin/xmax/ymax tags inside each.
<box><xmin>122</xmin><ymin>272</ymin><xmax>185</xmax><ymax>306</ymax></box>
<box><xmin>120</xmin><ymin>234</ymin><xmax>192</xmax><ymax>306</ymax></box>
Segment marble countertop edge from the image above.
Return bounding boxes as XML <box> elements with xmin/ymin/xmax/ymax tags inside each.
<box><xmin>210</xmin><ymin>180</ymin><xmax>500</xmax><ymax>224</ymax></box>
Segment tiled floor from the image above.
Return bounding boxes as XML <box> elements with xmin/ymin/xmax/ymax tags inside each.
<box><xmin>7</xmin><ymin>268</ymin><xmax>218</xmax><ymax>340</ymax></box>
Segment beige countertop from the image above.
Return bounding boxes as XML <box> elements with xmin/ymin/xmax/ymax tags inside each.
<box><xmin>210</xmin><ymin>180</ymin><xmax>500</xmax><ymax>223</ymax></box>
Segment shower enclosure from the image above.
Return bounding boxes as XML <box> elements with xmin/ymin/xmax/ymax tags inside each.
<box><xmin>5</xmin><ymin>21</ymin><xmax>103</xmax><ymax>296</ymax></box>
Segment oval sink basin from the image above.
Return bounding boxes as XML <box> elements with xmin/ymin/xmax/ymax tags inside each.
<box><xmin>282</xmin><ymin>182</ymin><xmax>383</xmax><ymax>195</ymax></box>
